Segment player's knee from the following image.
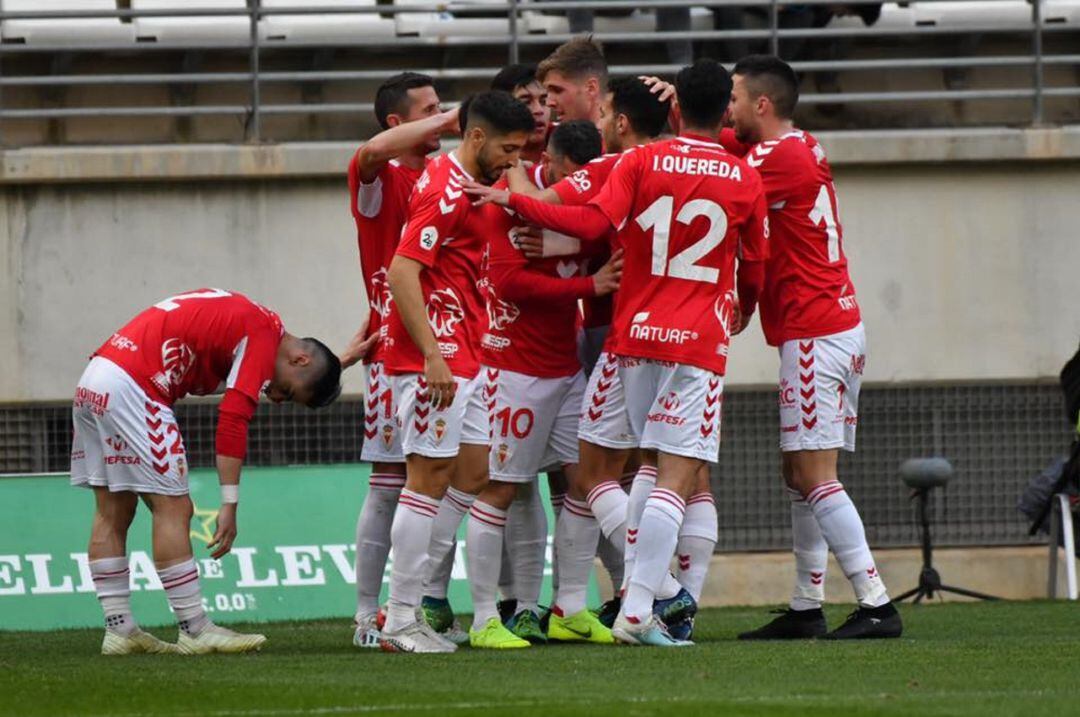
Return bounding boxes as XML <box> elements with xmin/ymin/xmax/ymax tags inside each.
<box><xmin>480</xmin><ymin>480</ymin><xmax>518</xmax><ymax>510</ymax></box>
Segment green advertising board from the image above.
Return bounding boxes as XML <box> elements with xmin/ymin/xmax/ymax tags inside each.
<box><xmin>0</xmin><ymin>465</ymin><xmax>594</xmax><ymax>631</ymax></box>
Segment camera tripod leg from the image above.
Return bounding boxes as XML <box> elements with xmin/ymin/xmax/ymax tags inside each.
<box><xmin>938</xmin><ymin>584</ymin><xmax>999</xmax><ymax>601</ymax></box>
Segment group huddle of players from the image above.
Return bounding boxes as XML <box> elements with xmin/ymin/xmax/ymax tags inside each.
<box><xmin>68</xmin><ymin>37</ymin><xmax>903</xmax><ymax>656</ymax></box>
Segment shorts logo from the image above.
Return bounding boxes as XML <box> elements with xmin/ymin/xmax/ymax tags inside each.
<box><xmin>587</xmin><ymin>356</ymin><xmax>618</xmax><ymax>422</ymax></box>
<box><xmin>427</xmin><ymin>288</ymin><xmax>465</xmax><ymax>339</ymax></box>
<box><xmin>659</xmin><ymin>392</ymin><xmax>680</xmax><ymax>412</ymax></box>
<box><xmin>176</xmin><ymin>456</ymin><xmax>187</xmax><ymax>480</ymax></box>
<box><xmin>145</xmin><ymin>402</ymin><xmax>171</xmax><ymax>475</ymax></box>
<box><xmin>105</xmin><ymin>435</ymin><xmax>129</xmax><ymax>452</ymax></box>
<box><xmin>496</xmin><ymin>443</ymin><xmax>510</xmax><ymax>467</ymax></box>
<box><xmin>382</xmin><ymin>424</ymin><xmax>395</xmax><ymax>448</ymax></box>
<box><xmin>700</xmin><ymin>376</ymin><xmax>722</xmax><ymax>438</ymax></box>
<box><xmin>798</xmin><ymin>341</ymin><xmax>818</xmax><ymax>431</ymax></box>
<box><xmin>434</xmin><ymin>418</ymin><xmax>447</xmax><ymax>444</ymax></box>
<box><xmin>74</xmin><ymin>387</ymin><xmax>111</xmax><ymax>416</ymax></box>
<box><xmin>105</xmin><ymin>434</ymin><xmax>142</xmax><ymax>465</ymax></box>
<box><xmin>779</xmin><ymin>378</ymin><xmax>797</xmax><ymax>409</ymax></box>
<box><xmin>414</xmin><ymin>378</ymin><xmax>431</xmax><ymax>435</ymax></box>
<box><xmin>850</xmin><ymin>354</ymin><xmax>866</xmax><ymax>376</ymax></box>
<box><xmin>419</xmin><ymin>226</ymin><xmax>439</xmax><ymax>250</ymax></box>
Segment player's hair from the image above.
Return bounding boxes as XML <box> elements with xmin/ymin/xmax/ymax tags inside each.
<box><xmin>302</xmin><ymin>338</ymin><xmax>343</xmax><ymax>409</ymax></box>
<box><xmin>463</xmin><ymin>90</ymin><xmax>536</xmax><ymax>137</ymax></box>
<box><xmin>675</xmin><ymin>58</ymin><xmax>733</xmax><ymax>129</ymax></box>
<box><xmin>374</xmin><ymin>72</ymin><xmax>435</xmax><ymax>130</ymax></box>
<box><xmin>536</xmin><ymin>36</ymin><xmax>607</xmax><ymax>85</ymax></box>
<box><xmin>491</xmin><ymin>63</ymin><xmax>539</xmax><ymax>93</ymax></box>
<box><xmin>608</xmin><ymin>76</ymin><xmax>670</xmax><ymax>139</ymax></box>
<box><xmin>732</xmin><ymin>55</ymin><xmax>800</xmax><ymax>119</ymax></box>
<box><xmin>548</xmin><ymin>120</ymin><xmax>603</xmax><ymax>166</ymax></box>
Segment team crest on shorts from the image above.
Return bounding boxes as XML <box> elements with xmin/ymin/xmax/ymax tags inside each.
<box><xmin>434</xmin><ymin>418</ymin><xmax>447</xmax><ymax>444</ymax></box>
<box><xmin>176</xmin><ymin>456</ymin><xmax>187</xmax><ymax>479</ymax></box>
<box><xmin>382</xmin><ymin>424</ymin><xmax>394</xmax><ymax>448</ymax></box>
<box><xmin>496</xmin><ymin>443</ymin><xmax>510</xmax><ymax>467</ymax></box>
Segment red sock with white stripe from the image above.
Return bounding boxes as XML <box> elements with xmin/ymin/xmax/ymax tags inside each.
<box><xmin>386</xmin><ymin>489</ymin><xmax>440</xmax><ymax>632</ymax></box>
<box><xmin>788</xmin><ymin>486</ymin><xmax>828</xmax><ymax>611</ymax></box>
<box><xmin>354</xmin><ymin>472</ymin><xmax>405</xmax><ymax>621</ymax></box>
<box><xmin>91</xmin><ymin>557</ymin><xmax>137</xmax><ymax>636</ymax></box>
<box><xmin>676</xmin><ymin>492</ymin><xmax>717</xmax><ymax>602</ymax></box>
<box><xmin>422</xmin><ymin>487</ymin><xmax>475</xmax><ymax>598</ymax></box>
<box><xmin>621</xmin><ymin>465</ymin><xmax>657</xmax><ymax>593</ymax></box>
<box><xmin>156</xmin><ymin>558</ymin><xmax>209</xmax><ymax>636</ymax></box>
<box><xmin>553</xmin><ymin>497</ymin><xmax>600</xmax><ymax>615</ymax></box>
<box><xmin>467</xmin><ymin>501</ymin><xmax>509</xmax><ymax>627</ymax></box>
<box><xmin>806</xmin><ymin>481</ymin><xmax>889</xmax><ymax>608</ymax></box>
<box><xmin>622</xmin><ymin>488</ymin><xmax>686</xmax><ymax>620</ymax></box>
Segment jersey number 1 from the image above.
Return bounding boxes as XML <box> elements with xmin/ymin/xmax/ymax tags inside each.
<box><xmin>636</xmin><ymin>196</ymin><xmax>728</xmax><ymax>284</ymax></box>
<box><xmin>809</xmin><ymin>184</ymin><xmax>840</xmax><ymax>263</ymax></box>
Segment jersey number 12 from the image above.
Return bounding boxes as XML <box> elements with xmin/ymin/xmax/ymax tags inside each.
<box><xmin>636</xmin><ymin>196</ymin><xmax>728</xmax><ymax>284</ymax></box>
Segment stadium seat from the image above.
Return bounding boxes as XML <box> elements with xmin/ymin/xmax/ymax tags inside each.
<box><xmin>1043</xmin><ymin>0</ymin><xmax>1080</xmax><ymax>25</ymax></box>
<box><xmin>873</xmin><ymin>3</ymin><xmax>918</xmax><ymax>30</ymax></box>
<box><xmin>524</xmin><ymin>7</ymin><xmax>714</xmax><ymax>36</ymax></box>
<box><xmin>912</xmin><ymin>1</ymin><xmax>1034</xmax><ymax>28</ymax></box>
<box><xmin>1</xmin><ymin>0</ymin><xmax>135</xmax><ymax>45</ymax></box>
<box><xmin>260</xmin><ymin>0</ymin><xmax>395</xmax><ymax>43</ymax></box>
<box><xmin>394</xmin><ymin>0</ymin><xmax>511</xmax><ymax>38</ymax></box>
<box><xmin>131</xmin><ymin>0</ymin><xmax>250</xmax><ymax>44</ymax></box>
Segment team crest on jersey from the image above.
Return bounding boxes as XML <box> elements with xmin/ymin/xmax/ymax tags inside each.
<box><xmin>433</xmin><ymin>418</ymin><xmax>447</xmax><ymax>444</ymax></box>
<box><xmin>714</xmin><ymin>290</ymin><xmax>737</xmax><ymax>341</ymax></box>
<box><xmin>416</xmin><ymin>170</ymin><xmax>431</xmax><ymax>193</ymax></box>
<box><xmin>484</xmin><ymin>284</ymin><xmax>520</xmax><ymax>332</ymax></box>
<box><xmin>426</xmin><ymin>288</ymin><xmax>465</xmax><ymax>338</ymax></box>
<box><xmin>496</xmin><ymin>443</ymin><xmax>510</xmax><ymax>467</ymax></box>
<box><xmin>152</xmin><ymin>339</ymin><xmax>195</xmax><ymax>395</ymax></box>
<box><xmin>370</xmin><ymin>269</ymin><xmax>393</xmax><ymax>318</ymax></box>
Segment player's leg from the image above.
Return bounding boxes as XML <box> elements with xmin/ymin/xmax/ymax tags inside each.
<box><xmin>354</xmin><ymin>362</ymin><xmax>406</xmax><ymax>647</ymax></box>
<box><xmin>500</xmin><ymin>479</ymin><xmax>546</xmax><ymax>623</ymax></box>
<box><xmin>666</xmin><ymin>465</ymin><xmax>717</xmax><ymax>641</ymax></box>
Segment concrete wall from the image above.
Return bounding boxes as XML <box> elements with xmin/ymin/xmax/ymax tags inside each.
<box><xmin>2</xmin><ymin>128</ymin><xmax>1079</xmax><ymax>402</ymax></box>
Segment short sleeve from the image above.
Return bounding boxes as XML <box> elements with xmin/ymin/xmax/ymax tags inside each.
<box><xmin>225</xmin><ymin>327</ymin><xmax>280</xmax><ymax>403</ymax></box>
<box><xmin>395</xmin><ymin>174</ymin><xmax>468</xmax><ymax>268</ymax></box>
<box><xmin>588</xmin><ymin>149</ymin><xmax>643</xmax><ymax>231</ymax></box>
<box><xmin>747</xmin><ymin>140</ymin><xmax>804</xmax><ymax>206</ymax></box>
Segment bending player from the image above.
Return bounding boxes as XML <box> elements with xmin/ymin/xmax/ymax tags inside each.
<box><xmin>467</xmin><ymin>59</ymin><xmax>769</xmax><ymax>646</ymax></box>
<box><xmin>379</xmin><ymin>91</ymin><xmax>535</xmax><ymax>653</ymax></box>
<box><xmin>72</xmin><ymin>289</ymin><xmax>346</xmax><ymax>655</ymax></box>
<box><xmin>727</xmin><ymin>56</ymin><xmax>902</xmax><ymax>640</ymax></box>
<box><xmin>347</xmin><ymin>72</ymin><xmax>459</xmax><ymax>649</ymax></box>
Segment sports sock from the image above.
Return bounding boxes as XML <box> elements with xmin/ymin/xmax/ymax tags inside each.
<box><xmin>619</xmin><ymin>470</ymin><xmax>636</xmax><ymax>492</ymax></box>
<box><xmin>156</xmin><ymin>558</ymin><xmax>209</xmax><ymax>636</ymax></box>
<box><xmin>676</xmin><ymin>492</ymin><xmax>718</xmax><ymax>602</ymax></box>
<box><xmin>789</xmin><ymin>486</ymin><xmax>828</xmax><ymax>611</ymax></box>
<box><xmin>506</xmin><ymin>481</ymin><xmax>547</xmax><ymax>613</ymax></box>
<box><xmin>422</xmin><ymin>487</ymin><xmax>475</xmax><ymax>598</ymax></box>
<box><xmin>385</xmin><ymin>489</ymin><xmax>440</xmax><ymax>632</ymax></box>
<box><xmin>587</xmin><ymin>480</ymin><xmax>628</xmax><ymax>550</ymax></box>
<box><xmin>553</xmin><ymin>497</ymin><xmax>599</xmax><ymax>615</ymax></box>
<box><xmin>597</xmin><ymin>535</ymin><xmax>624</xmax><ymax>595</ymax></box>
<box><xmin>623</xmin><ymin>488</ymin><xmax>685</xmax><ymax>620</ymax></box>
<box><xmin>498</xmin><ymin>537</ymin><xmax>515</xmax><ymax>602</ymax></box>
<box><xmin>354</xmin><ymin>473</ymin><xmax>404</xmax><ymax>621</ymax></box>
<box><xmin>807</xmin><ymin>481</ymin><xmax>889</xmax><ymax>608</ymax></box>
<box><xmin>549</xmin><ymin>489</ymin><xmax>566</xmax><ymax>596</ymax></box>
<box><xmin>91</xmin><ymin>557</ymin><xmax>137</xmax><ymax>636</ymax></box>
<box><xmin>466</xmin><ymin>501</ymin><xmax>508</xmax><ymax>627</ymax></box>
<box><xmin>622</xmin><ymin>465</ymin><xmax>657</xmax><ymax>593</ymax></box>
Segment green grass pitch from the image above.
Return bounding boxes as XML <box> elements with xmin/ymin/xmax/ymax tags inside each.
<box><xmin>3</xmin><ymin>602</ymin><xmax>1079</xmax><ymax>716</ymax></box>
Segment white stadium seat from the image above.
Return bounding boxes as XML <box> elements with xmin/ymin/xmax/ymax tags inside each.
<box><xmin>131</xmin><ymin>0</ymin><xmax>250</xmax><ymax>44</ymax></box>
<box><xmin>524</xmin><ymin>6</ymin><xmax>714</xmax><ymax>36</ymax></box>
<box><xmin>873</xmin><ymin>3</ymin><xmax>918</xmax><ymax>30</ymax></box>
<box><xmin>1043</xmin><ymin>0</ymin><xmax>1080</xmax><ymax>25</ymax></box>
<box><xmin>1</xmin><ymin>0</ymin><xmax>135</xmax><ymax>45</ymax></box>
<box><xmin>912</xmin><ymin>1</ymin><xmax>1035</xmax><ymax>27</ymax></box>
<box><xmin>260</xmin><ymin>0</ymin><xmax>395</xmax><ymax>43</ymax></box>
<box><xmin>394</xmin><ymin>0</ymin><xmax>510</xmax><ymax>38</ymax></box>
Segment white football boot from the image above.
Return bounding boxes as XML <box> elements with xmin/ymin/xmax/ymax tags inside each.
<box><xmin>379</xmin><ymin>620</ymin><xmax>458</xmax><ymax>653</ymax></box>
<box><xmin>101</xmin><ymin>629</ymin><xmax>179</xmax><ymax>656</ymax></box>
<box><xmin>353</xmin><ymin>613</ymin><xmax>383</xmax><ymax>649</ymax></box>
<box><xmin>612</xmin><ymin>613</ymin><xmax>693</xmax><ymax>647</ymax></box>
<box><xmin>177</xmin><ymin>623</ymin><xmax>267</xmax><ymax>654</ymax></box>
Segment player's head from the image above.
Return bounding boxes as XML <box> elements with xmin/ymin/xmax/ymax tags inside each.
<box><xmin>374</xmin><ymin>72</ymin><xmax>441</xmax><ymax>152</ymax></box>
<box><xmin>267</xmin><ymin>337</ymin><xmax>342</xmax><ymax>409</ymax></box>
<box><xmin>674</xmin><ymin>59</ymin><xmax>733</xmax><ymax>133</ymax></box>
<box><xmin>461</xmin><ymin>90</ymin><xmax>536</xmax><ymax>185</ymax></box>
<box><xmin>536</xmin><ymin>37</ymin><xmax>607</xmax><ymax>123</ymax></box>
<box><xmin>492</xmin><ymin>63</ymin><xmax>550</xmax><ymax>146</ymax></box>
<box><xmin>543</xmin><ymin>119</ymin><xmax>602</xmax><ymax>185</ymax></box>
<box><xmin>730</xmin><ymin>55</ymin><xmax>800</xmax><ymax>144</ymax></box>
<box><xmin>598</xmin><ymin>76</ymin><xmax>670</xmax><ymax>152</ymax></box>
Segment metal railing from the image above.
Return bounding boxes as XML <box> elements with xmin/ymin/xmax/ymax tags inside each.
<box><xmin>0</xmin><ymin>0</ymin><xmax>1076</xmax><ymax>142</ymax></box>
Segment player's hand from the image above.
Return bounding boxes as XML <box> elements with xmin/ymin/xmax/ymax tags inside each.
<box><xmin>592</xmin><ymin>249</ymin><xmax>623</xmax><ymax>296</ymax></box>
<box><xmin>514</xmin><ymin>225</ymin><xmax>545</xmax><ymax>260</ymax></box>
<box><xmin>731</xmin><ymin>298</ymin><xmax>754</xmax><ymax>336</ymax></box>
<box><xmin>463</xmin><ymin>180</ymin><xmax>511</xmax><ymax>208</ymax></box>
<box><xmin>424</xmin><ymin>353</ymin><xmax>456</xmax><ymax>410</ymax></box>
<box><xmin>639</xmin><ymin>75</ymin><xmax>676</xmax><ymax>104</ymax></box>
<box><xmin>439</xmin><ymin>106</ymin><xmax>461</xmax><ymax>135</ymax></box>
<box><xmin>338</xmin><ymin>324</ymin><xmax>378</xmax><ymax>369</ymax></box>
<box><xmin>209</xmin><ymin>502</ymin><xmax>238</xmax><ymax>560</ymax></box>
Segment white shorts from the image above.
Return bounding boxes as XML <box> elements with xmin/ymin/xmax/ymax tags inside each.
<box><xmin>360</xmin><ymin>362</ymin><xmax>405</xmax><ymax>464</ymax></box>
<box><xmin>617</xmin><ymin>356</ymin><xmax>724</xmax><ymax>463</ymax></box>
<box><xmin>70</xmin><ymin>357</ymin><xmax>189</xmax><ymax>496</ymax></box>
<box><xmin>778</xmin><ymin>323</ymin><xmax>865</xmax><ymax>453</ymax></box>
<box><xmin>577</xmin><ymin>352</ymin><xmax>637</xmax><ymax>451</ymax></box>
<box><xmin>392</xmin><ymin>372</ymin><xmax>490</xmax><ymax>459</ymax></box>
<box><xmin>486</xmin><ymin>367</ymin><xmax>583</xmax><ymax>483</ymax></box>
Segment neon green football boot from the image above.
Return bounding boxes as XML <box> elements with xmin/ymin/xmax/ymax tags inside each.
<box><xmin>547</xmin><ymin>608</ymin><xmax>615</xmax><ymax>644</ymax></box>
<box><xmin>506</xmin><ymin>609</ymin><xmax>547</xmax><ymax>644</ymax></box>
<box><xmin>469</xmin><ymin>617</ymin><xmax>531</xmax><ymax>649</ymax></box>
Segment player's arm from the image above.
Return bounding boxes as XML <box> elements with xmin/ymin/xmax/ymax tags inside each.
<box><xmin>387</xmin><ymin>255</ymin><xmax>454</xmax><ymax>409</ymax></box>
<box><xmin>491</xmin><ymin>247</ymin><xmax>622</xmax><ymax>303</ymax></box>
<box><xmin>505</xmin><ymin>163</ymin><xmax>561</xmax><ymax>203</ymax></box>
<box><xmin>210</xmin><ymin>389</ymin><xmax>257</xmax><ymax>559</ymax></box>
<box><xmin>733</xmin><ymin>181</ymin><xmax>770</xmax><ymax>335</ymax></box>
<box><xmin>507</xmin><ymin>196</ymin><xmax>612</xmax><ymax>241</ymax></box>
<box><xmin>354</xmin><ymin>107</ymin><xmax>459</xmax><ymax>182</ymax></box>
<box><xmin>338</xmin><ymin>318</ymin><xmax>378</xmax><ymax>370</ymax></box>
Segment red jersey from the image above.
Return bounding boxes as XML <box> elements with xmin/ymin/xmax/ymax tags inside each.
<box><xmin>481</xmin><ymin>165</ymin><xmax>595</xmax><ymax>378</ymax></box>
<box><xmin>589</xmin><ymin>135</ymin><xmax>769</xmax><ymax>375</ymax></box>
<box><xmin>95</xmin><ymin>288</ymin><xmax>284</xmax><ymax>406</ymax></box>
<box><xmin>745</xmin><ymin>130</ymin><xmax>860</xmax><ymax>346</ymax></box>
<box><xmin>347</xmin><ymin>154</ymin><xmax>428</xmax><ymax>364</ymax></box>
<box><xmin>551</xmin><ymin>152</ymin><xmax>622</xmax><ymax>330</ymax></box>
<box><xmin>383</xmin><ymin>152</ymin><xmax>487</xmax><ymax>379</ymax></box>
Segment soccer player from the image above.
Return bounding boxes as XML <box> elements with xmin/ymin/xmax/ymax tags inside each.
<box><xmin>727</xmin><ymin>55</ymin><xmax>902</xmax><ymax>640</ymax></box>
<box><xmin>378</xmin><ymin>91</ymin><xmax>536</xmax><ymax>653</ymax></box>
<box><xmin>71</xmin><ymin>288</ymin><xmax>345</xmax><ymax>655</ymax></box>
<box><xmin>491</xmin><ymin>63</ymin><xmax>551</xmax><ymax>164</ymax></box>
<box><xmin>347</xmin><ymin>72</ymin><xmax>459</xmax><ymax>649</ymax></box>
<box><xmin>472</xmin><ymin>119</ymin><xmax>622</xmax><ymax>647</ymax></box>
<box><xmin>467</xmin><ymin>58</ymin><xmax>769</xmax><ymax>646</ymax></box>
